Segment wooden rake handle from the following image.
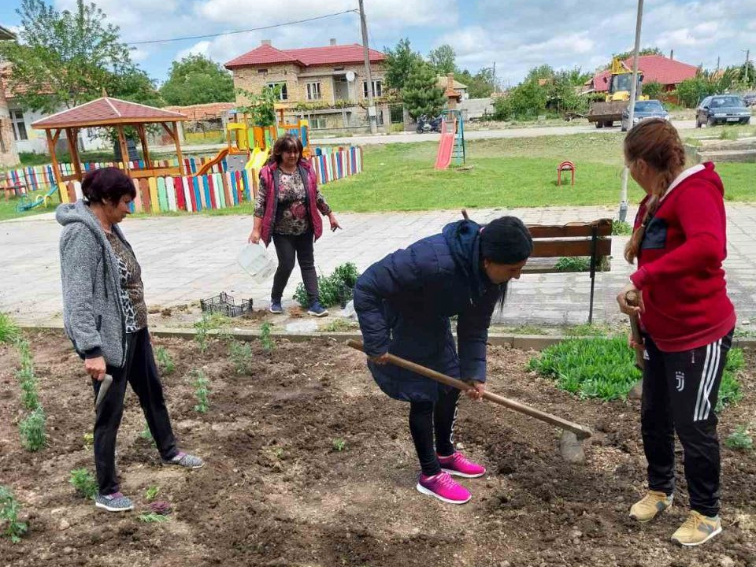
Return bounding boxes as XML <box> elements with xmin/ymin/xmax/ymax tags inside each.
<box><xmin>347</xmin><ymin>339</ymin><xmax>592</xmax><ymax>440</ymax></box>
<box><xmin>625</xmin><ymin>290</ymin><xmax>645</xmax><ymax>370</ymax></box>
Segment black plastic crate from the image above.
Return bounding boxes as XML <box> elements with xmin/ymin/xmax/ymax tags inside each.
<box><xmin>200</xmin><ymin>292</ymin><xmax>253</xmax><ymax>318</ymax></box>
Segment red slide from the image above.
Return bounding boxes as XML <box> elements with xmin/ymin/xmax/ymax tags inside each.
<box><xmin>434</xmin><ymin>120</ymin><xmax>454</xmax><ymax>170</ymax></box>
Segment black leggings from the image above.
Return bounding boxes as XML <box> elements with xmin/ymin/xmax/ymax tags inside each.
<box><xmin>93</xmin><ymin>329</ymin><xmax>178</xmax><ymax>495</ymax></box>
<box><xmin>409</xmin><ymin>387</ymin><xmax>460</xmax><ymax>476</ymax></box>
<box><xmin>271</xmin><ymin>232</ymin><xmax>319</xmax><ymax>305</ymax></box>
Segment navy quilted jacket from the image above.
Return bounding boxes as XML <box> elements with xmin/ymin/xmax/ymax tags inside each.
<box><xmin>353</xmin><ymin>220</ymin><xmax>502</xmax><ymax>402</ymax></box>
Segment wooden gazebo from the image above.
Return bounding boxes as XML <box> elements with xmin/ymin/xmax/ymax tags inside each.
<box><xmin>31</xmin><ymin>97</ymin><xmax>188</xmax><ymax>187</ymax></box>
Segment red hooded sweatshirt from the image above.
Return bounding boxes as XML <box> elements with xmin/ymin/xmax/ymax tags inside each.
<box><xmin>630</xmin><ymin>162</ymin><xmax>736</xmax><ymax>352</ymax></box>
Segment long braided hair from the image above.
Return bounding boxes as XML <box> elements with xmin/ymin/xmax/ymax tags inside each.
<box><xmin>623</xmin><ymin>119</ymin><xmax>686</xmax><ymax>263</ymax></box>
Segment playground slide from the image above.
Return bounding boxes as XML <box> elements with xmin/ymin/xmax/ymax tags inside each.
<box><xmin>434</xmin><ymin>132</ymin><xmax>454</xmax><ymax>170</ymax></box>
<box><xmin>245</xmin><ymin>147</ymin><xmax>270</xmax><ymax>174</ymax></box>
<box><xmin>195</xmin><ymin>148</ymin><xmax>229</xmax><ymax>176</ymax></box>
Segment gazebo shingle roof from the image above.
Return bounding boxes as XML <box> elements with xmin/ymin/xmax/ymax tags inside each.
<box><xmin>32</xmin><ymin>97</ymin><xmax>186</xmax><ymax>129</ymax></box>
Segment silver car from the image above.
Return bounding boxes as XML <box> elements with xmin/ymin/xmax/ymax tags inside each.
<box><xmin>621</xmin><ymin>100</ymin><xmax>670</xmax><ymax>132</ymax></box>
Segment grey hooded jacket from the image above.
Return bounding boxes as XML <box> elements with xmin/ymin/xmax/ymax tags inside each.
<box><xmin>57</xmin><ymin>200</ymin><xmax>131</xmax><ymax>367</ymax></box>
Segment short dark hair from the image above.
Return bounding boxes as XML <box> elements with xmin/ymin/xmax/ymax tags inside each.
<box><xmin>270</xmin><ymin>134</ymin><xmax>304</xmax><ymax>166</ymax></box>
<box><xmin>81</xmin><ymin>167</ymin><xmax>136</xmax><ymax>205</ymax></box>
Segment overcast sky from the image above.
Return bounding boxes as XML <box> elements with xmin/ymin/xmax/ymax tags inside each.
<box><xmin>1</xmin><ymin>0</ymin><xmax>754</xmax><ymax>87</ymax></box>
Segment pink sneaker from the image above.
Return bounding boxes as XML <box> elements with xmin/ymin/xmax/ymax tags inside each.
<box><xmin>438</xmin><ymin>452</ymin><xmax>486</xmax><ymax>478</ymax></box>
<box><xmin>416</xmin><ymin>471</ymin><xmax>471</xmax><ymax>505</ymax></box>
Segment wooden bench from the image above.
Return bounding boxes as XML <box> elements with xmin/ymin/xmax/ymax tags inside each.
<box><xmin>524</xmin><ymin>219</ymin><xmax>613</xmax><ymax>324</ymax></box>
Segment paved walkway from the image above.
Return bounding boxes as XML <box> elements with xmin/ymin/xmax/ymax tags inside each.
<box><xmin>2</xmin><ymin>204</ymin><xmax>755</xmax><ymax>329</ymax></box>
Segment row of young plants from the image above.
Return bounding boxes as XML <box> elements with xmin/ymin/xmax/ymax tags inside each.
<box><xmin>529</xmin><ymin>336</ymin><xmax>753</xmax><ymax>451</ymax></box>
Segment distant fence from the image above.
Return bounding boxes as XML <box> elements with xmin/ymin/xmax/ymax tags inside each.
<box><xmin>3</xmin><ymin>146</ymin><xmax>363</xmax><ymax>203</ymax></box>
<box><xmin>41</xmin><ymin>146</ymin><xmax>362</xmax><ymax>214</ymax></box>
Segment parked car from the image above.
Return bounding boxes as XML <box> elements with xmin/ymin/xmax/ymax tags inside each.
<box><xmin>621</xmin><ymin>100</ymin><xmax>670</xmax><ymax>131</ymax></box>
<box><xmin>743</xmin><ymin>93</ymin><xmax>756</xmax><ymax>107</ymax></box>
<box><xmin>696</xmin><ymin>95</ymin><xmax>751</xmax><ymax>127</ymax></box>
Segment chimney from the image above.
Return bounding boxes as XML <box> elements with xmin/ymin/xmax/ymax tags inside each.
<box><xmin>261</xmin><ymin>39</ymin><xmax>272</xmax><ymax>46</ymax></box>
<box><xmin>670</xmin><ymin>49</ymin><xmax>674</xmax><ymax>60</ymax></box>
<box><xmin>329</xmin><ymin>38</ymin><xmax>337</xmax><ymax>46</ymax></box>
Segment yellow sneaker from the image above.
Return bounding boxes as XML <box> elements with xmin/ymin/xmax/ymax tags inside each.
<box><xmin>629</xmin><ymin>491</ymin><xmax>673</xmax><ymax>522</ymax></box>
<box><xmin>671</xmin><ymin>511</ymin><xmax>722</xmax><ymax>547</ymax></box>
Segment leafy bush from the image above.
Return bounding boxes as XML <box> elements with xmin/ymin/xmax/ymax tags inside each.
<box><xmin>555</xmin><ymin>257</ymin><xmax>591</xmax><ymax>272</ymax></box>
<box><xmin>293</xmin><ymin>263</ymin><xmax>360</xmax><ymax>308</ymax></box>
<box><xmin>725</xmin><ymin>425</ymin><xmax>753</xmax><ymax>451</ymax></box>
<box><xmin>612</xmin><ymin>220</ymin><xmax>633</xmax><ymax>235</ymax></box>
<box><xmin>529</xmin><ymin>337</ymin><xmax>641</xmax><ymax>400</ymax></box>
<box><xmin>19</xmin><ymin>407</ymin><xmax>46</xmax><ymax>451</ymax></box>
<box><xmin>0</xmin><ymin>312</ymin><xmax>20</xmax><ymax>344</ymax></box>
<box><xmin>69</xmin><ymin>468</ymin><xmax>98</xmax><ymax>499</ymax></box>
<box><xmin>0</xmin><ymin>486</ymin><xmax>27</xmax><ymax>543</ymax></box>
<box><xmin>530</xmin><ymin>338</ymin><xmax>744</xmax><ymax>411</ymax></box>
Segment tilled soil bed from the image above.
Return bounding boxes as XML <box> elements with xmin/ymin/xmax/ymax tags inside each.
<box><xmin>1</xmin><ymin>331</ymin><xmax>754</xmax><ymax>567</ymax></box>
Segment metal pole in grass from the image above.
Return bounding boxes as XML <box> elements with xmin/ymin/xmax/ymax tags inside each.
<box><xmin>619</xmin><ymin>0</ymin><xmax>644</xmax><ymax>222</ymax></box>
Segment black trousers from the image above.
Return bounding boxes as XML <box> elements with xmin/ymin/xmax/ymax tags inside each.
<box><xmin>641</xmin><ymin>329</ymin><xmax>733</xmax><ymax>517</ymax></box>
<box><xmin>409</xmin><ymin>387</ymin><xmax>460</xmax><ymax>476</ymax></box>
<box><xmin>271</xmin><ymin>232</ymin><xmax>319</xmax><ymax>305</ymax></box>
<box><xmin>92</xmin><ymin>328</ymin><xmax>178</xmax><ymax>495</ymax></box>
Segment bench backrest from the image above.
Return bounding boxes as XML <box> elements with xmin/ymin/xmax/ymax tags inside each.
<box><xmin>527</xmin><ymin>219</ymin><xmax>613</xmax><ymax>259</ymax></box>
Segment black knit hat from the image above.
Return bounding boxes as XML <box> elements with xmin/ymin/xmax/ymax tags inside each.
<box><xmin>480</xmin><ymin>216</ymin><xmax>533</xmax><ymax>264</ymax></box>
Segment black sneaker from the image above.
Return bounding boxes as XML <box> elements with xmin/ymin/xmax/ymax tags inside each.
<box><xmin>307</xmin><ymin>302</ymin><xmax>329</xmax><ymax>317</ymax></box>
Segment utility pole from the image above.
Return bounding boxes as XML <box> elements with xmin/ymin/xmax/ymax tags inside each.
<box><xmin>716</xmin><ymin>56</ymin><xmax>720</xmax><ymax>73</ymax></box>
<box><xmin>618</xmin><ymin>0</ymin><xmax>644</xmax><ymax>223</ymax></box>
<box><xmin>745</xmin><ymin>49</ymin><xmax>750</xmax><ymax>83</ymax></box>
<box><xmin>493</xmin><ymin>61</ymin><xmax>497</xmax><ymax>93</ymax></box>
<box><xmin>358</xmin><ymin>0</ymin><xmax>378</xmax><ymax>134</ymax></box>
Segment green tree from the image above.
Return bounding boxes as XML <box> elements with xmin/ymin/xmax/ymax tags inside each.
<box><xmin>383</xmin><ymin>38</ymin><xmax>424</xmax><ymax>92</ymax></box>
<box><xmin>0</xmin><ymin>0</ymin><xmax>134</xmax><ymax>112</ymax></box>
<box><xmin>428</xmin><ymin>44</ymin><xmax>457</xmax><ymax>75</ymax></box>
<box><xmin>641</xmin><ymin>80</ymin><xmax>664</xmax><ymax>100</ymax></box>
<box><xmin>493</xmin><ymin>79</ymin><xmax>548</xmax><ymax>121</ymax></box>
<box><xmin>237</xmin><ymin>86</ymin><xmax>277</xmax><ymax>127</ymax></box>
<box><xmin>525</xmin><ymin>64</ymin><xmax>555</xmax><ymax>83</ymax></box>
<box><xmin>159</xmin><ymin>54</ymin><xmax>235</xmax><ymax>106</ymax></box>
<box><xmin>456</xmin><ymin>67</ymin><xmax>499</xmax><ymax>98</ymax></box>
<box><xmin>108</xmin><ymin>68</ymin><xmax>163</xmax><ymax>107</ymax></box>
<box><xmin>737</xmin><ymin>60</ymin><xmax>755</xmax><ymax>87</ymax></box>
<box><xmin>604</xmin><ymin>47</ymin><xmax>664</xmax><ymax>70</ymax></box>
<box><xmin>403</xmin><ymin>61</ymin><xmax>445</xmax><ymax>119</ymax></box>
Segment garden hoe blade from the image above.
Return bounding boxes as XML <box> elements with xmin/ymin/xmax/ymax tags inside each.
<box><xmin>95</xmin><ymin>374</ymin><xmax>113</xmax><ymax>409</ymax></box>
<box><xmin>347</xmin><ymin>340</ymin><xmax>592</xmax><ymax>463</ymax></box>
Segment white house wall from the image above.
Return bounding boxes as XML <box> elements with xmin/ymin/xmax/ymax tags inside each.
<box><xmin>9</xmin><ymin>103</ymin><xmax>109</xmax><ymax>154</ymax></box>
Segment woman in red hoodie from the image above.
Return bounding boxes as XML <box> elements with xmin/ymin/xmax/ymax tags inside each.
<box><xmin>617</xmin><ymin>119</ymin><xmax>736</xmax><ymax>547</ymax></box>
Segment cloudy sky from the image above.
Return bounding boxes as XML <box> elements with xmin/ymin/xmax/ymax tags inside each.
<box><xmin>1</xmin><ymin>0</ymin><xmax>754</xmax><ymax>87</ymax></box>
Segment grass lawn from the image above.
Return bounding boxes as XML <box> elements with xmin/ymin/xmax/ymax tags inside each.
<box><xmin>0</xmin><ymin>188</ymin><xmax>61</xmax><ymax>222</ymax></box>
<box><xmin>2</xmin><ymin>132</ymin><xmax>753</xmax><ymax>221</ymax></box>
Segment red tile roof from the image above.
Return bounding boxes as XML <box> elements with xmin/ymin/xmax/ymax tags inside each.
<box><xmin>590</xmin><ymin>55</ymin><xmax>698</xmax><ymax>92</ymax></box>
<box><xmin>225</xmin><ymin>43</ymin><xmax>385</xmax><ymax>69</ymax></box>
<box><xmin>31</xmin><ymin>97</ymin><xmax>187</xmax><ymax>129</ymax></box>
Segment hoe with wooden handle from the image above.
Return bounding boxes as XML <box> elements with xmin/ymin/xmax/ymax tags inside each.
<box><xmin>347</xmin><ymin>339</ymin><xmax>592</xmax><ymax>463</ymax></box>
<box><xmin>625</xmin><ymin>290</ymin><xmax>645</xmax><ymax>400</ymax></box>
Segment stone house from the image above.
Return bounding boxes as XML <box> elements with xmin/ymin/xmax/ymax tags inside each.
<box><xmin>225</xmin><ymin>39</ymin><xmax>388</xmax><ymax>132</ymax></box>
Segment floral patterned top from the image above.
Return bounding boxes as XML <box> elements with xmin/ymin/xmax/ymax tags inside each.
<box><xmin>254</xmin><ymin>168</ymin><xmax>331</xmax><ymax>236</ymax></box>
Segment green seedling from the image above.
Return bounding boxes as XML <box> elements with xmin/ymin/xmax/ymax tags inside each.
<box><xmin>194</xmin><ymin>315</ymin><xmax>210</xmax><ymax>353</ymax></box>
<box><xmin>0</xmin><ymin>486</ymin><xmax>27</xmax><ymax>543</ymax></box>
<box><xmin>69</xmin><ymin>468</ymin><xmax>98</xmax><ymax>499</ymax></box>
<box><xmin>20</xmin><ymin>379</ymin><xmax>39</xmax><ymax>411</ymax></box>
<box><xmin>260</xmin><ymin>322</ymin><xmax>274</xmax><ymax>353</ymax></box>
<box><xmin>554</xmin><ymin>256</ymin><xmax>591</xmax><ymax>272</ymax></box>
<box><xmin>332</xmin><ymin>438</ymin><xmax>347</xmax><ymax>452</ymax></box>
<box><xmin>137</xmin><ymin>513</ymin><xmax>170</xmax><ymax>523</ymax></box>
<box><xmin>19</xmin><ymin>407</ymin><xmax>46</xmax><ymax>452</ymax></box>
<box><xmin>0</xmin><ymin>312</ymin><xmax>20</xmax><ymax>344</ymax></box>
<box><xmin>139</xmin><ymin>422</ymin><xmax>156</xmax><ymax>447</ymax></box>
<box><xmin>294</xmin><ymin>262</ymin><xmax>360</xmax><ymax>308</ymax></box>
<box><xmin>155</xmin><ymin>346</ymin><xmax>175</xmax><ymax>375</ymax></box>
<box><xmin>83</xmin><ymin>432</ymin><xmax>94</xmax><ymax>448</ymax></box>
<box><xmin>145</xmin><ymin>485</ymin><xmax>160</xmax><ymax>502</ymax></box>
<box><xmin>229</xmin><ymin>340</ymin><xmax>253</xmax><ymax>374</ymax></box>
<box><xmin>725</xmin><ymin>425</ymin><xmax>753</xmax><ymax>451</ymax></box>
<box><xmin>192</xmin><ymin>370</ymin><xmax>210</xmax><ymax>413</ymax></box>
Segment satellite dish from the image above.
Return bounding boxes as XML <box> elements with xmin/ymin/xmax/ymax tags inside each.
<box><xmin>346</xmin><ymin>71</ymin><xmax>356</xmax><ymax>82</ymax></box>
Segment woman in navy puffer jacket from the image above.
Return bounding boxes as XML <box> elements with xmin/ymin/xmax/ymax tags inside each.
<box><xmin>353</xmin><ymin>215</ymin><xmax>533</xmax><ymax>505</ymax></box>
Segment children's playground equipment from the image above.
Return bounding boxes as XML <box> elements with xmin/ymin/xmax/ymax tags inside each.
<box><xmin>15</xmin><ymin>183</ymin><xmax>60</xmax><ymax>212</ymax></box>
<box><xmin>434</xmin><ymin>110</ymin><xmax>465</xmax><ymax>170</ymax></box>
<box><xmin>195</xmin><ymin>107</ymin><xmax>310</xmax><ymax>178</ymax></box>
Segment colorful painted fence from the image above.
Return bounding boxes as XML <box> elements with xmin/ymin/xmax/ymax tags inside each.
<box><xmin>52</xmin><ymin>146</ymin><xmax>363</xmax><ymax>215</ymax></box>
<box><xmin>3</xmin><ymin>146</ymin><xmax>362</xmax><ymax>198</ymax></box>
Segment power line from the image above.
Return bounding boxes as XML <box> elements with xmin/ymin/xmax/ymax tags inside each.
<box><xmin>127</xmin><ymin>10</ymin><xmax>358</xmax><ymax>46</ymax></box>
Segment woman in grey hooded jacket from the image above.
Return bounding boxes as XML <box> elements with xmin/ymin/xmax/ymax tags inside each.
<box><xmin>57</xmin><ymin>167</ymin><xmax>203</xmax><ymax>512</ymax></box>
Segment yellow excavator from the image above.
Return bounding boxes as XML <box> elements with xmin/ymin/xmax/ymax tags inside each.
<box><xmin>588</xmin><ymin>57</ymin><xmax>649</xmax><ymax>128</ymax></box>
